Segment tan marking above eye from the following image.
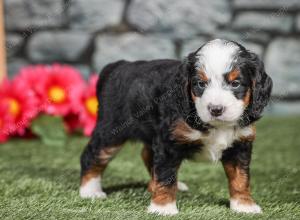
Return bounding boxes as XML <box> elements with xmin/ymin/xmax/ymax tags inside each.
<box><xmin>228</xmin><ymin>69</ymin><xmax>240</xmax><ymax>81</ymax></box>
<box><xmin>198</xmin><ymin>70</ymin><xmax>208</xmax><ymax>81</ymax></box>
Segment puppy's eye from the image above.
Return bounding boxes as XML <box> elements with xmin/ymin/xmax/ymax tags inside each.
<box><xmin>198</xmin><ymin>81</ymin><xmax>207</xmax><ymax>89</ymax></box>
<box><xmin>230</xmin><ymin>80</ymin><xmax>241</xmax><ymax>89</ymax></box>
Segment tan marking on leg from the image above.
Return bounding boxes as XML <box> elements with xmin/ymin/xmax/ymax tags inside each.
<box><xmin>223</xmin><ymin>162</ymin><xmax>254</xmax><ymax>205</ymax></box>
<box><xmin>81</xmin><ymin>146</ymin><xmax>122</xmax><ymax>186</ymax></box>
<box><xmin>141</xmin><ymin>144</ymin><xmax>153</xmax><ymax>175</ymax></box>
<box><xmin>81</xmin><ymin>168</ymin><xmax>103</xmax><ymax>186</ymax></box>
<box><xmin>149</xmin><ymin>178</ymin><xmax>177</xmax><ymax>205</ymax></box>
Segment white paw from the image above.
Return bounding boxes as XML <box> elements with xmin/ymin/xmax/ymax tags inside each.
<box><xmin>230</xmin><ymin>199</ymin><xmax>262</xmax><ymax>214</ymax></box>
<box><xmin>79</xmin><ymin>176</ymin><xmax>107</xmax><ymax>199</ymax></box>
<box><xmin>80</xmin><ymin>190</ymin><xmax>107</xmax><ymax>199</ymax></box>
<box><xmin>147</xmin><ymin>201</ymin><xmax>179</xmax><ymax>216</ymax></box>
<box><xmin>177</xmin><ymin>181</ymin><xmax>189</xmax><ymax>191</ymax></box>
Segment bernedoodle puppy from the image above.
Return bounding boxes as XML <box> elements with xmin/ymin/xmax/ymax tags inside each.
<box><xmin>79</xmin><ymin>39</ymin><xmax>273</xmax><ymax>216</ymax></box>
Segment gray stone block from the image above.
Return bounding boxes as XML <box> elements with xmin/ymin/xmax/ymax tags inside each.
<box><xmin>8</xmin><ymin>58</ymin><xmax>29</xmax><ymax>77</ymax></box>
<box><xmin>265</xmin><ymin>38</ymin><xmax>300</xmax><ymax>96</ymax></box>
<box><xmin>267</xmin><ymin>101</ymin><xmax>300</xmax><ymax>115</ymax></box>
<box><xmin>214</xmin><ymin>31</ymin><xmax>270</xmax><ymax>44</ymax></box>
<box><xmin>6</xmin><ymin>34</ymin><xmax>24</xmax><ymax>57</ymax></box>
<box><xmin>297</xmin><ymin>14</ymin><xmax>300</xmax><ymax>31</ymax></box>
<box><xmin>127</xmin><ymin>0</ymin><xmax>231</xmax><ymax>39</ymax></box>
<box><xmin>69</xmin><ymin>0</ymin><xmax>125</xmax><ymax>32</ymax></box>
<box><xmin>4</xmin><ymin>0</ymin><xmax>65</xmax><ymax>31</ymax></box>
<box><xmin>181</xmin><ymin>37</ymin><xmax>208</xmax><ymax>59</ymax></box>
<box><xmin>242</xmin><ymin>42</ymin><xmax>264</xmax><ymax>58</ymax></box>
<box><xmin>27</xmin><ymin>31</ymin><xmax>91</xmax><ymax>62</ymax></box>
<box><xmin>233</xmin><ymin>0</ymin><xmax>300</xmax><ymax>9</ymax></box>
<box><xmin>92</xmin><ymin>33</ymin><xmax>175</xmax><ymax>71</ymax></box>
<box><xmin>233</xmin><ymin>12</ymin><xmax>293</xmax><ymax>33</ymax></box>
<box><xmin>74</xmin><ymin>64</ymin><xmax>92</xmax><ymax>80</ymax></box>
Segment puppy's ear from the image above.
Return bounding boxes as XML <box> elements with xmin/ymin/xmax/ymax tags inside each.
<box><xmin>183</xmin><ymin>52</ymin><xmax>197</xmax><ymax>75</ymax></box>
<box><xmin>248</xmin><ymin>53</ymin><xmax>273</xmax><ymax>120</ymax></box>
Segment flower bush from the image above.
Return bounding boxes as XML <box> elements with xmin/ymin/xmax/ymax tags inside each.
<box><xmin>0</xmin><ymin>64</ymin><xmax>100</xmax><ymax>143</ymax></box>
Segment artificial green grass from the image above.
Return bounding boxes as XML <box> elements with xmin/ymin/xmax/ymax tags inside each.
<box><xmin>0</xmin><ymin>116</ymin><xmax>300</xmax><ymax>220</ymax></box>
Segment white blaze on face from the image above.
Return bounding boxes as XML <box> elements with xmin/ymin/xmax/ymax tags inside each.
<box><xmin>195</xmin><ymin>39</ymin><xmax>245</xmax><ymax>124</ymax></box>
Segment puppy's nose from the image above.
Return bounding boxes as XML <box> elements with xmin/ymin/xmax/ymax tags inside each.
<box><xmin>208</xmin><ymin>104</ymin><xmax>225</xmax><ymax>117</ymax></box>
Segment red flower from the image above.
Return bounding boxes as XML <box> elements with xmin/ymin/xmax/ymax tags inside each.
<box><xmin>0</xmin><ymin>103</ymin><xmax>13</xmax><ymax>143</ymax></box>
<box><xmin>0</xmin><ymin>78</ymin><xmax>39</xmax><ymax>137</ymax></box>
<box><xmin>77</xmin><ymin>75</ymin><xmax>99</xmax><ymax>136</ymax></box>
<box><xmin>34</xmin><ymin>64</ymin><xmax>85</xmax><ymax>116</ymax></box>
<box><xmin>64</xmin><ymin>113</ymin><xmax>81</xmax><ymax>133</ymax></box>
<box><xmin>16</xmin><ymin>65</ymin><xmax>48</xmax><ymax>102</ymax></box>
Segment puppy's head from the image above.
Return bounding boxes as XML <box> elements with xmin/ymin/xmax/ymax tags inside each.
<box><xmin>185</xmin><ymin>39</ymin><xmax>272</xmax><ymax>126</ymax></box>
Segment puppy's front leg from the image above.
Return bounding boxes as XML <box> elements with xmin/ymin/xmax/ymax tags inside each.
<box><xmin>221</xmin><ymin>141</ymin><xmax>262</xmax><ymax>214</ymax></box>
<box><xmin>147</xmin><ymin>149</ymin><xmax>181</xmax><ymax>216</ymax></box>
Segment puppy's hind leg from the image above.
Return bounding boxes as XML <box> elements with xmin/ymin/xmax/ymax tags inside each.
<box><xmin>80</xmin><ymin>134</ymin><xmax>122</xmax><ymax>199</ymax></box>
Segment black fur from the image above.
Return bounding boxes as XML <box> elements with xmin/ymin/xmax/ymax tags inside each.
<box><xmin>230</xmin><ymin>42</ymin><xmax>273</xmax><ymax>126</ymax></box>
<box><xmin>80</xmin><ymin>40</ymin><xmax>272</xmax><ymax>194</ymax></box>
<box><xmin>221</xmin><ymin>140</ymin><xmax>253</xmax><ymax>173</ymax></box>
<box><xmin>81</xmin><ymin>59</ymin><xmax>203</xmax><ymax>186</ymax></box>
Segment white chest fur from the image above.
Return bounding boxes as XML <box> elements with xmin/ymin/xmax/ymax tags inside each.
<box><xmin>201</xmin><ymin>127</ymin><xmax>236</xmax><ymax>161</ymax></box>
<box><xmin>183</xmin><ymin>125</ymin><xmax>254</xmax><ymax>162</ymax></box>
<box><xmin>172</xmin><ymin>120</ymin><xmax>255</xmax><ymax>162</ymax></box>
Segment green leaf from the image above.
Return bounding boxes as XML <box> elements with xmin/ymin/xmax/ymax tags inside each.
<box><xmin>31</xmin><ymin>114</ymin><xmax>67</xmax><ymax>147</ymax></box>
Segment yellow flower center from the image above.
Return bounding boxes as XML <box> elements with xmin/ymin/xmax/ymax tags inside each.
<box><xmin>85</xmin><ymin>96</ymin><xmax>98</xmax><ymax>116</ymax></box>
<box><xmin>8</xmin><ymin>98</ymin><xmax>21</xmax><ymax>117</ymax></box>
<box><xmin>48</xmin><ymin>86</ymin><xmax>66</xmax><ymax>103</ymax></box>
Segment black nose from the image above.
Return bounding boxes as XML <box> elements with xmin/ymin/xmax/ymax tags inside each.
<box><xmin>208</xmin><ymin>104</ymin><xmax>225</xmax><ymax>117</ymax></box>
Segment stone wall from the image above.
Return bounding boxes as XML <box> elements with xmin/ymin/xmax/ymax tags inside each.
<box><xmin>4</xmin><ymin>0</ymin><xmax>300</xmax><ymax>114</ymax></box>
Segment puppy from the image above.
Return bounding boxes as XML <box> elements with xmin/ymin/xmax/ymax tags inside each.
<box><xmin>79</xmin><ymin>39</ymin><xmax>272</xmax><ymax>215</ymax></box>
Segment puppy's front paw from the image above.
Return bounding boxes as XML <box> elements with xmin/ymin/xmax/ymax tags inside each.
<box><xmin>79</xmin><ymin>177</ymin><xmax>107</xmax><ymax>199</ymax></box>
<box><xmin>147</xmin><ymin>201</ymin><xmax>179</xmax><ymax>216</ymax></box>
<box><xmin>177</xmin><ymin>181</ymin><xmax>189</xmax><ymax>191</ymax></box>
<box><xmin>230</xmin><ymin>199</ymin><xmax>262</xmax><ymax>214</ymax></box>
<box><xmin>80</xmin><ymin>189</ymin><xmax>107</xmax><ymax>199</ymax></box>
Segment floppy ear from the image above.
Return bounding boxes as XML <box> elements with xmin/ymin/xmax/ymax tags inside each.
<box><xmin>183</xmin><ymin>52</ymin><xmax>197</xmax><ymax>75</ymax></box>
<box><xmin>247</xmin><ymin>53</ymin><xmax>273</xmax><ymax>121</ymax></box>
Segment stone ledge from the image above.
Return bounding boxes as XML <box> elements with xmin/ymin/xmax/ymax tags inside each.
<box><xmin>6</xmin><ymin>34</ymin><xmax>24</xmax><ymax>57</ymax></box>
<box><xmin>127</xmin><ymin>0</ymin><xmax>231</xmax><ymax>39</ymax></box>
<box><xmin>92</xmin><ymin>33</ymin><xmax>175</xmax><ymax>71</ymax></box>
<box><xmin>266</xmin><ymin>101</ymin><xmax>300</xmax><ymax>115</ymax></box>
<box><xmin>214</xmin><ymin>31</ymin><xmax>270</xmax><ymax>44</ymax></box>
<box><xmin>233</xmin><ymin>0</ymin><xmax>300</xmax><ymax>10</ymax></box>
<box><xmin>180</xmin><ymin>37</ymin><xmax>208</xmax><ymax>59</ymax></box>
<box><xmin>296</xmin><ymin>14</ymin><xmax>300</xmax><ymax>31</ymax></box>
<box><xmin>233</xmin><ymin>12</ymin><xmax>293</xmax><ymax>33</ymax></box>
<box><xmin>27</xmin><ymin>31</ymin><xmax>91</xmax><ymax>62</ymax></box>
<box><xmin>265</xmin><ymin>38</ymin><xmax>300</xmax><ymax>96</ymax></box>
<box><xmin>4</xmin><ymin>0</ymin><xmax>66</xmax><ymax>31</ymax></box>
<box><xmin>69</xmin><ymin>0</ymin><xmax>125</xmax><ymax>32</ymax></box>
<box><xmin>8</xmin><ymin>58</ymin><xmax>29</xmax><ymax>77</ymax></box>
